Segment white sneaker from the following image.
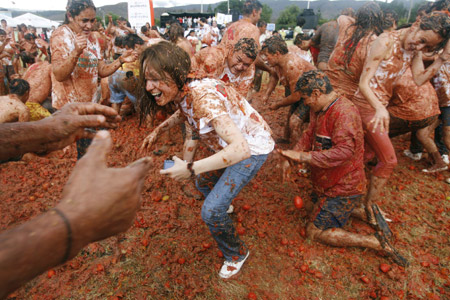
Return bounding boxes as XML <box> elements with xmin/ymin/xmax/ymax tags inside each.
<box><xmin>403</xmin><ymin>149</ymin><xmax>422</xmax><ymax>161</ymax></box>
<box><xmin>219</xmin><ymin>251</ymin><xmax>249</xmax><ymax>279</ymax></box>
<box><xmin>226</xmin><ymin>205</ymin><xmax>234</xmax><ymax>214</ymax></box>
<box><xmin>442</xmin><ymin>154</ymin><xmax>449</xmax><ymax>164</ymax></box>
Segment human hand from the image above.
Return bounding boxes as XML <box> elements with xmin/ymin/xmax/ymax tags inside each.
<box><xmin>74</xmin><ymin>33</ymin><xmax>87</xmax><ymax>56</ymax></box>
<box><xmin>140</xmin><ymin>130</ymin><xmax>159</xmax><ymax>152</ymax></box>
<box><xmin>440</xmin><ymin>39</ymin><xmax>450</xmax><ymax>61</ymax></box>
<box><xmin>278</xmin><ymin>149</ymin><xmax>301</xmax><ymax>162</ymax></box>
<box><xmin>270</xmin><ymin>102</ymin><xmax>279</xmax><ymax>110</ymax></box>
<box><xmin>121</xmin><ymin>49</ymin><xmax>138</xmax><ymax>63</ymax></box>
<box><xmin>56</xmin><ymin>131</ymin><xmax>152</xmax><ymax>255</ymax></box>
<box><xmin>261</xmin><ymin>94</ymin><xmax>269</xmax><ymax>105</ymax></box>
<box><xmin>38</xmin><ymin>102</ymin><xmax>120</xmax><ymax>153</ymax></box>
<box><xmin>160</xmin><ymin>156</ymin><xmax>191</xmax><ymax>180</ymax></box>
<box><xmin>369</xmin><ymin>105</ymin><xmax>389</xmax><ymax>133</ymax></box>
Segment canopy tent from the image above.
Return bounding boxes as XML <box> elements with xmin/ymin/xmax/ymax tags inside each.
<box><xmin>13</xmin><ymin>13</ymin><xmax>60</xmax><ymax>28</ymax></box>
<box><xmin>0</xmin><ymin>14</ymin><xmax>19</xmax><ymax>27</ymax></box>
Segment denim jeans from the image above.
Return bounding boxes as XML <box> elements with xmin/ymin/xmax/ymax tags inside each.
<box><xmin>196</xmin><ymin>154</ymin><xmax>268</xmax><ymax>262</ymax></box>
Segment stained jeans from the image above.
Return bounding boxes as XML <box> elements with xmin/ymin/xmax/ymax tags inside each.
<box><xmin>196</xmin><ymin>154</ymin><xmax>268</xmax><ymax>262</ymax></box>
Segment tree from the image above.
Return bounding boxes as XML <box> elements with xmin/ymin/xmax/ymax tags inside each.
<box><xmin>276</xmin><ymin>5</ymin><xmax>302</xmax><ymax>30</ymax></box>
<box><xmin>215</xmin><ymin>0</ymin><xmax>244</xmax><ymax>14</ymax></box>
<box><xmin>260</xmin><ymin>3</ymin><xmax>272</xmax><ymax>23</ymax></box>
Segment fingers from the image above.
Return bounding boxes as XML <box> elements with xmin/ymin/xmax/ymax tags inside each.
<box><xmin>66</xmin><ymin>102</ymin><xmax>120</xmax><ymax>118</ymax></box>
<box><xmin>83</xmin><ymin>130</ymin><xmax>112</xmax><ymax>165</ymax></box>
<box><xmin>127</xmin><ymin>157</ymin><xmax>153</xmax><ymax>190</ymax></box>
<box><xmin>70</xmin><ymin>114</ymin><xmax>108</xmax><ymax>129</ymax></box>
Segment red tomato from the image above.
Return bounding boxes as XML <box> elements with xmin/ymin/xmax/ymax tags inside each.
<box><xmin>360</xmin><ymin>275</ymin><xmax>370</xmax><ymax>284</ymax></box>
<box><xmin>42</xmin><ymin>182</ymin><xmax>50</xmax><ymax>191</ymax></box>
<box><xmin>380</xmin><ymin>297</ymin><xmax>390</xmax><ymax>300</ymax></box>
<box><xmin>280</xmin><ymin>238</ymin><xmax>289</xmax><ymax>245</ymax></box>
<box><xmin>47</xmin><ymin>269</ymin><xmax>56</xmax><ymax>278</ymax></box>
<box><xmin>421</xmin><ymin>261</ymin><xmax>430</xmax><ymax>267</ymax></box>
<box><xmin>300</xmin><ymin>264</ymin><xmax>308</xmax><ymax>272</ymax></box>
<box><xmin>293</xmin><ymin>196</ymin><xmax>304</xmax><ymax>209</ymax></box>
<box><xmin>380</xmin><ymin>263</ymin><xmax>391</xmax><ymax>273</ymax></box>
<box><xmin>202</xmin><ymin>242</ymin><xmax>211</xmax><ymax>249</ymax></box>
<box><xmin>247</xmin><ymin>292</ymin><xmax>257</xmax><ymax>300</ymax></box>
<box><xmin>29</xmin><ymin>196</ymin><xmax>36</xmax><ymax>201</ymax></box>
<box><xmin>236</xmin><ymin>226</ymin><xmax>246</xmax><ymax>235</ymax></box>
<box><xmin>96</xmin><ymin>264</ymin><xmax>104</xmax><ymax>272</ymax></box>
<box><xmin>141</xmin><ymin>239</ymin><xmax>149</xmax><ymax>247</ymax></box>
<box><xmin>177</xmin><ymin>258</ymin><xmax>186</xmax><ymax>264</ymax></box>
<box><xmin>288</xmin><ymin>250</ymin><xmax>295</xmax><ymax>257</ymax></box>
<box><xmin>242</xmin><ymin>204</ymin><xmax>251</xmax><ymax>211</ymax></box>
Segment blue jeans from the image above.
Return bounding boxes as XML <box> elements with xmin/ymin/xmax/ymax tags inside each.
<box><xmin>196</xmin><ymin>154</ymin><xmax>268</xmax><ymax>261</ymax></box>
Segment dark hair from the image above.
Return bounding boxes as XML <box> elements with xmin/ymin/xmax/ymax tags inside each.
<box><xmin>257</xmin><ymin>20</ymin><xmax>267</xmax><ymax>28</ymax></box>
<box><xmin>242</xmin><ymin>0</ymin><xmax>262</xmax><ymax>16</ymax></box>
<box><xmin>1</xmin><ymin>19</ymin><xmax>6</xmax><ymax>23</ymax></box>
<box><xmin>169</xmin><ymin>23</ymin><xmax>184</xmax><ymax>43</ymax></box>
<box><xmin>64</xmin><ymin>0</ymin><xmax>96</xmax><ymax>24</ymax></box>
<box><xmin>295</xmin><ymin>70</ymin><xmax>333</xmax><ymax>96</ymax></box>
<box><xmin>382</xmin><ymin>8</ymin><xmax>399</xmax><ymax>30</ymax></box>
<box><xmin>24</xmin><ymin>33</ymin><xmax>35</xmax><ymax>41</ymax></box>
<box><xmin>141</xmin><ymin>25</ymin><xmax>148</xmax><ymax>33</ymax></box>
<box><xmin>0</xmin><ymin>29</ymin><xmax>5</xmax><ymax>36</ymax></box>
<box><xmin>151</xmin><ymin>25</ymin><xmax>158</xmax><ymax>31</ymax></box>
<box><xmin>9</xmin><ymin>79</ymin><xmax>30</xmax><ymax>96</ymax></box>
<box><xmin>261</xmin><ymin>36</ymin><xmax>288</xmax><ymax>55</ymax></box>
<box><xmin>429</xmin><ymin>0</ymin><xmax>450</xmax><ymax>12</ymax></box>
<box><xmin>118</xmin><ymin>17</ymin><xmax>127</xmax><ymax>22</ymax></box>
<box><xmin>186</xmin><ymin>29</ymin><xmax>195</xmax><ymax>38</ymax></box>
<box><xmin>296</xmin><ymin>16</ymin><xmax>306</xmax><ymax>27</ymax></box>
<box><xmin>19</xmin><ymin>51</ymin><xmax>36</xmax><ymax>65</ymax></box>
<box><xmin>343</xmin><ymin>2</ymin><xmax>384</xmax><ymax>68</ymax></box>
<box><xmin>293</xmin><ymin>33</ymin><xmax>311</xmax><ymax>45</ymax></box>
<box><xmin>138</xmin><ymin>41</ymin><xmax>191</xmax><ymax>122</ymax></box>
<box><xmin>340</xmin><ymin>8</ymin><xmax>355</xmax><ymax>18</ymax></box>
<box><xmin>19</xmin><ymin>24</ymin><xmax>27</xmax><ymax>32</ymax></box>
<box><xmin>114</xmin><ymin>36</ymin><xmax>124</xmax><ymax>47</ymax></box>
<box><xmin>419</xmin><ymin>11</ymin><xmax>450</xmax><ymax>51</ymax></box>
<box><xmin>234</xmin><ymin>37</ymin><xmax>258</xmax><ymax>59</ymax></box>
<box><xmin>123</xmin><ymin>33</ymin><xmax>144</xmax><ymax>49</ymax></box>
<box><xmin>200</xmin><ymin>17</ymin><xmax>207</xmax><ymax>23</ymax></box>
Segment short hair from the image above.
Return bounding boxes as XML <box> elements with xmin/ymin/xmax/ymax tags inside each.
<box><xmin>296</xmin><ymin>16</ymin><xmax>306</xmax><ymax>27</ymax></box>
<box><xmin>382</xmin><ymin>8</ymin><xmax>399</xmax><ymax>30</ymax></box>
<box><xmin>200</xmin><ymin>17</ymin><xmax>207</xmax><ymax>23</ymax></box>
<box><xmin>114</xmin><ymin>36</ymin><xmax>124</xmax><ymax>47</ymax></box>
<box><xmin>293</xmin><ymin>33</ymin><xmax>311</xmax><ymax>45</ymax></box>
<box><xmin>118</xmin><ymin>17</ymin><xmax>127</xmax><ymax>22</ymax></box>
<box><xmin>20</xmin><ymin>51</ymin><xmax>36</xmax><ymax>64</ymax></box>
<box><xmin>9</xmin><ymin>79</ymin><xmax>30</xmax><ymax>96</ymax></box>
<box><xmin>261</xmin><ymin>36</ymin><xmax>288</xmax><ymax>55</ymax></box>
<box><xmin>295</xmin><ymin>70</ymin><xmax>333</xmax><ymax>96</ymax></box>
<box><xmin>257</xmin><ymin>20</ymin><xmax>267</xmax><ymax>28</ymax></box>
<box><xmin>141</xmin><ymin>25</ymin><xmax>148</xmax><ymax>33</ymax></box>
<box><xmin>242</xmin><ymin>0</ymin><xmax>263</xmax><ymax>16</ymax></box>
<box><xmin>1</xmin><ymin>19</ymin><xmax>6</xmax><ymax>23</ymax></box>
<box><xmin>0</xmin><ymin>29</ymin><xmax>5</xmax><ymax>36</ymax></box>
<box><xmin>24</xmin><ymin>33</ymin><xmax>35</xmax><ymax>40</ymax></box>
<box><xmin>123</xmin><ymin>33</ymin><xmax>144</xmax><ymax>48</ymax></box>
<box><xmin>234</xmin><ymin>37</ymin><xmax>258</xmax><ymax>60</ymax></box>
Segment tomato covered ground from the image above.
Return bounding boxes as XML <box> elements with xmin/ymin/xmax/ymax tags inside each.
<box><xmin>1</xmin><ymin>86</ymin><xmax>449</xmax><ymax>300</ymax></box>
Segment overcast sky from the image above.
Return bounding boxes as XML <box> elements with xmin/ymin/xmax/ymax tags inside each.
<box><xmin>3</xmin><ymin>0</ymin><xmax>226</xmax><ymax>11</ymax></box>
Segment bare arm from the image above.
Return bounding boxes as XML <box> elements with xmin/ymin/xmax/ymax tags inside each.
<box><xmin>98</xmin><ymin>49</ymin><xmax>138</xmax><ymax>78</ymax></box>
<box><xmin>161</xmin><ymin>114</ymin><xmax>251</xmax><ymax>180</ymax></box>
<box><xmin>0</xmin><ymin>131</ymin><xmax>151</xmax><ymax>298</ymax></box>
<box><xmin>411</xmin><ymin>50</ymin><xmax>446</xmax><ymax>86</ymax></box>
<box><xmin>358</xmin><ymin>34</ymin><xmax>392</xmax><ymax>133</ymax></box>
<box><xmin>141</xmin><ymin>109</ymin><xmax>184</xmax><ymax>151</ymax></box>
<box><xmin>17</xmin><ymin>105</ymin><xmax>30</xmax><ymax>122</ymax></box>
<box><xmin>271</xmin><ymin>91</ymin><xmax>302</xmax><ymax>110</ymax></box>
<box><xmin>52</xmin><ymin>34</ymin><xmax>86</xmax><ymax>82</ymax></box>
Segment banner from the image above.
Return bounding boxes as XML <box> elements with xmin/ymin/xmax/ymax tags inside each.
<box><xmin>216</xmin><ymin>13</ymin><xmax>232</xmax><ymax>25</ymax></box>
<box><xmin>128</xmin><ymin>0</ymin><xmax>154</xmax><ymax>29</ymax></box>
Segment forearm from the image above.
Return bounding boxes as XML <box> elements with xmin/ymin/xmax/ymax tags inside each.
<box><xmin>0</xmin><ymin>209</ymin><xmax>82</xmax><ymax>298</ymax></box>
<box><xmin>192</xmin><ymin>141</ymin><xmax>250</xmax><ymax>175</ymax></box>
<box><xmin>98</xmin><ymin>58</ymin><xmax>122</xmax><ymax>78</ymax></box>
<box><xmin>183</xmin><ymin>139</ymin><xmax>198</xmax><ymax>162</ymax></box>
<box><xmin>52</xmin><ymin>52</ymin><xmax>80</xmax><ymax>82</ymax></box>
<box><xmin>276</xmin><ymin>92</ymin><xmax>301</xmax><ymax>107</ymax></box>
<box><xmin>310</xmin><ymin>145</ymin><xmax>354</xmax><ymax>168</ymax></box>
<box><xmin>412</xmin><ymin>54</ymin><xmax>445</xmax><ymax>86</ymax></box>
<box><xmin>359</xmin><ymin>80</ymin><xmax>384</xmax><ymax>110</ymax></box>
<box><xmin>264</xmin><ymin>73</ymin><xmax>279</xmax><ymax>98</ymax></box>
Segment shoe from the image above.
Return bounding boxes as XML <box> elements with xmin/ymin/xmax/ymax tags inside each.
<box><xmin>422</xmin><ymin>164</ymin><xmax>448</xmax><ymax>173</ymax></box>
<box><xmin>219</xmin><ymin>251</ymin><xmax>250</xmax><ymax>279</ymax></box>
<box><xmin>226</xmin><ymin>205</ymin><xmax>234</xmax><ymax>214</ymax></box>
<box><xmin>442</xmin><ymin>154</ymin><xmax>449</xmax><ymax>164</ymax></box>
<box><xmin>403</xmin><ymin>149</ymin><xmax>422</xmax><ymax>161</ymax></box>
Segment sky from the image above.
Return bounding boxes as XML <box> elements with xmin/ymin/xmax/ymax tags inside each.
<box><xmin>3</xmin><ymin>0</ymin><xmax>226</xmax><ymax>11</ymax></box>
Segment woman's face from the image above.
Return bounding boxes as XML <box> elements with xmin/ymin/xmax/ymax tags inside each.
<box><xmin>404</xmin><ymin>24</ymin><xmax>443</xmax><ymax>52</ymax></box>
<box><xmin>145</xmin><ymin>64</ymin><xmax>179</xmax><ymax>106</ymax></box>
<box><xmin>69</xmin><ymin>7</ymin><xmax>96</xmax><ymax>35</ymax></box>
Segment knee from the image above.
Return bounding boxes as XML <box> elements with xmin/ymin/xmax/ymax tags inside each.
<box><xmin>201</xmin><ymin>204</ymin><xmax>226</xmax><ymax>225</ymax></box>
<box><xmin>306</xmin><ymin>222</ymin><xmax>321</xmax><ymax>240</ymax></box>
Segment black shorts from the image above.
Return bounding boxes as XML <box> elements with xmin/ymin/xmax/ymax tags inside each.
<box><xmin>389</xmin><ymin>114</ymin><xmax>438</xmax><ymax>138</ymax></box>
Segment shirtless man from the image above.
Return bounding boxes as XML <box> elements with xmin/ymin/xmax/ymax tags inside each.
<box><xmin>192</xmin><ymin>37</ymin><xmax>258</xmax><ymax>98</ymax></box>
<box><xmin>220</xmin><ymin>0</ymin><xmax>262</xmax><ymax>50</ymax></box>
<box><xmin>0</xmin><ymin>79</ymin><xmax>30</xmax><ymax>123</ymax></box>
<box><xmin>259</xmin><ymin>36</ymin><xmax>315</xmax><ymax>143</ymax></box>
<box><xmin>106</xmin><ymin>16</ymin><xmax>134</xmax><ymax>60</ymax></box>
<box><xmin>1</xmin><ymin>19</ymin><xmax>14</xmax><ymax>40</ymax></box>
<box><xmin>169</xmin><ymin>23</ymin><xmax>195</xmax><ymax>57</ymax></box>
<box><xmin>310</xmin><ymin>20</ymin><xmax>339</xmax><ymax>70</ymax></box>
<box><xmin>0</xmin><ymin>29</ymin><xmax>15</xmax><ymax>95</ymax></box>
<box><xmin>22</xmin><ymin>61</ymin><xmax>53</xmax><ymax>120</ymax></box>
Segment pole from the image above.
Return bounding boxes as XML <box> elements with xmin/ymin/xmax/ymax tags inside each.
<box><xmin>149</xmin><ymin>0</ymin><xmax>155</xmax><ymax>26</ymax></box>
<box><xmin>228</xmin><ymin>0</ymin><xmax>230</xmax><ymax>14</ymax></box>
<box><xmin>201</xmin><ymin>0</ymin><xmax>203</xmax><ymax>13</ymax></box>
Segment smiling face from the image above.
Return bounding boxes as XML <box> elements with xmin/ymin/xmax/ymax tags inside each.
<box><xmin>403</xmin><ymin>24</ymin><xmax>443</xmax><ymax>52</ymax></box>
<box><xmin>68</xmin><ymin>7</ymin><xmax>96</xmax><ymax>35</ymax></box>
<box><xmin>226</xmin><ymin>49</ymin><xmax>254</xmax><ymax>75</ymax></box>
<box><xmin>259</xmin><ymin>49</ymin><xmax>278</xmax><ymax>68</ymax></box>
<box><xmin>144</xmin><ymin>65</ymin><xmax>179</xmax><ymax>106</ymax></box>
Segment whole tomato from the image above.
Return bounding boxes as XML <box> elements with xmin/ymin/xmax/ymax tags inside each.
<box><xmin>293</xmin><ymin>196</ymin><xmax>303</xmax><ymax>209</ymax></box>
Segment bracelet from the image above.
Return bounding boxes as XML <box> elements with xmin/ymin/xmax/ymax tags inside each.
<box><xmin>52</xmin><ymin>208</ymin><xmax>72</xmax><ymax>264</ymax></box>
<box><xmin>187</xmin><ymin>162</ymin><xmax>196</xmax><ymax>178</ymax></box>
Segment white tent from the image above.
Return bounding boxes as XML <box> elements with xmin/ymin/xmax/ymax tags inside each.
<box><xmin>0</xmin><ymin>14</ymin><xmax>19</xmax><ymax>27</ymax></box>
<box><xmin>13</xmin><ymin>13</ymin><xmax>60</xmax><ymax>28</ymax></box>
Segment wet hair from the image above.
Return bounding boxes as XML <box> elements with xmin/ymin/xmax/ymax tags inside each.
<box><xmin>151</xmin><ymin>25</ymin><xmax>158</xmax><ymax>31</ymax></box>
<box><xmin>19</xmin><ymin>24</ymin><xmax>27</xmax><ymax>32</ymax></box>
<box><xmin>293</xmin><ymin>33</ymin><xmax>311</xmax><ymax>45</ymax></box>
<box><xmin>137</xmin><ymin>41</ymin><xmax>191</xmax><ymax>122</ymax></box>
<box><xmin>429</xmin><ymin>0</ymin><xmax>450</xmax><ymax>13</ymax></box>
<box><xmin>118</xmin><ymin>17</ymin><xmax>127</xmax><ymax>22</ymax></box>
<box><xmin>169</xmin><ymin>23</ymin><xmax>185</xmax><ymax>43</ymax></box>
<box><xmin>114</xmin><ymin>36</ymin><xmax>124</xmax><ymax>47</ymax></box>
<box><xmin>341</xmin><ymin>8</ymin><xmax>355</xmax><ymax>18</ymax></box>
<box><xmin>64</xmin><ymin>0</ymin><xmax>96</xmax><ymax>24</ymax></box>
<box><xmin>261</xmin><ymin>36</ymin><xmax>288</xmax><ymax>55</ymax></box>
<box><xmin>200</xmin><ymin>17</ymin><xmax>207</xmax><ymax>23</ymax></box>
<box><xmin>141</xmin><ymin>25</ymin><xmax>148</xmax><ymax>33</ymax></box>
<box><xmin>418</xmin><ymin>11</ymin><xmax>450</xmax><ymax>51</ymax></box>
<box><xmin>382</xmin><ymin>8</ymin><xmax>399</xmax><ymax>30</ymax></box>
<box><xmin>123</xmin><ymin>33</ymin><xmax>144</xmax><ymax>49</ymax></box>
<box><xmin>0</xmin><ymin>29</ymin><xmax>5</xmax><ymax>36</ymax></box>
<box><xmin>295</xmin><ymin>70</ymin><xmax>333</xmax><ymax>96</ymax></box>
<box><xmin>9</xmin><ymin>79</ymin><xmax>30</xmax><ymax>96</ymax></box>
<box><xmin>242</xmin><ymin>0</ymin><xmax>263</xmax><ymax>16</ymax></box>
<box><xmin>296</xmin><ymin>16</ymin><xmax>306</xmax><ymax>27</ymax></box>
<box><xmin>234</xmin><ymin>37</ymin><xmax>258</xmax><ymax>60</ymax></box>
<box><xmin>417</xmin><ymin>3</ymin><xmax>433</xmax><ymax>16</ymax></box>
<box><xmin>24</xmin><ymin>33</ymin><xmax>35</xmax><ymax>41</ymax></box>
<box><xmin>257</xmin><ymin>20</ymin><xmax>267</xmax><ymax>28</ymax></box>
<box><xmin>343</xmin><ymin>2</ymin><xmax>384</xmax><ymax>68</ymax></box>
<box><xmin>19</xmin><ymin>51</ymin><xmax>37</xmax><ymax>65</ymax></box>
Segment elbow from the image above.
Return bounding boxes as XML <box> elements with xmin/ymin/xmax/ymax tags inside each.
<box><xmin>241</xmin><ymin>142</ymin><xmax>251</xmax><ymax>160</ymax></box>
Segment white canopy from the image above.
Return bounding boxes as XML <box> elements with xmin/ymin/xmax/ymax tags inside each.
<box><xmin>13</xmin><ymin>13</ymin><xmax>60</xmax><ymax>28</ymax></box>
<box><xmin>0</xmin><ymin>14</ymin><xmax>19</xmax><ymax>27</ymax></box>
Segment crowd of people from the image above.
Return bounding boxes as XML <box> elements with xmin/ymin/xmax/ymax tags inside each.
<box><xmin>1</xmin><ymin>0</ymin><xmax>450</xmax><ymax>296</ymax></box>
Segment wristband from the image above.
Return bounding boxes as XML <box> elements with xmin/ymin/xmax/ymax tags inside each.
<box><xmin>52</xmin><ymin>208</ymin><xmax>72</xmax><ymax>264</ymax></box>
<box><xmin>187</xmin><ymin>162</ymin><xmax>196</xmax><ymax>178</ymax></box>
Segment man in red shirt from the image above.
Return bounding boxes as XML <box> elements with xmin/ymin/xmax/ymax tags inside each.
<box><xmin>279</xmin><ymin>70</ymin><xmax>407</xmax><ymax>267</ymax></box>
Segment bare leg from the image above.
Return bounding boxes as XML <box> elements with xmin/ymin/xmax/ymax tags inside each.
<box><xmin>289</xmin><ymin>114</ymin><xmax>304</xmax><ymax>144</ymax></box>
<box><xmin>365</xmin><ymin>175</ymin><xmax>388</xmax><ymax>224</ymax></box>
<box><xmin>418</xmin><ymin>122</ymin><xmax>447</xmax><ymax>172</ymax></box>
